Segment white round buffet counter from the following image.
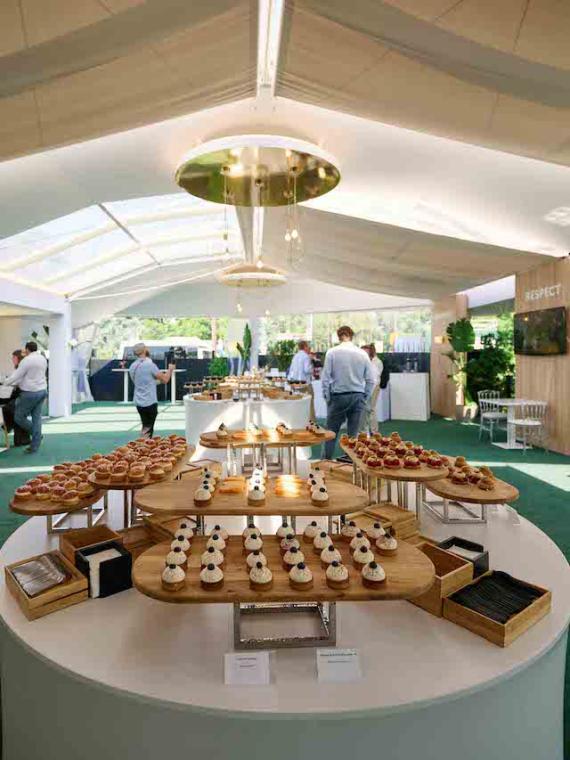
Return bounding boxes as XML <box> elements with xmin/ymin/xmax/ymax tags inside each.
<box><xmin>0</xmin><ymin>501</ymin><xmax>568</xmax><ymax>760</ymax></box>
<box><xmin>184</xmin><ymin>393</ymin><xmax>311</xmax><ymax>460</ymax></box>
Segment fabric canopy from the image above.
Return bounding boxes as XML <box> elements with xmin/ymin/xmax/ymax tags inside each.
<box><xmin>261</xmin><ymin>206</ymin><xmax>546</xmax><ymax>300</ymax></box>
<box><xmin>0</xmin><ymin>0</ymin><xmax>255</xmax><ymax>161</ymax></box>
<box><xmin>277</xmin><ymin>0</ymin><xmax>570</xmax><ymax>166</ymax></box>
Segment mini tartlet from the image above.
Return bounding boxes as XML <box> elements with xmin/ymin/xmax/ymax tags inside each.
<box><xmin>166</xmin><ymin>545</ymin><xmax>187</xmax><ymax>570</ymax></box>
<box><xmin>276</xmin><ymin>521</ymin><xmax>291</xmax><ymax>540</ymax></box>
<box><xmin>362</xmin><ymin>561</ymin><xmax>386</xmax><ymax>588</ymax></box>
<box><xmin>326</xmin><ymin>560</ymin><xmax>350</xmax><ymax>590</ymax></box>
<box><xmin>320</xmin><ymin>544</ymin><xmax>342</xmax><ymax>569</ymax></box>
<box><xmin>340</xmin><ymin>520</ymin><xmax>359</xmax><ymax>542</ymax></box>
<box><xmin>210</xmin><ymin>524</ymin><xmax>229</xmax><ymax>541</ymax></box>
<box><xmin>171</xmin><ymin>534</ymin><xmax>191</xmax><ymax>553</ymax></box>
<box><xmin>376</xmin><ymin>534</ymin><xmax>398</xmax><ymax>556</ymax></box>
<box><xmin>201</xmin><ymin>546</ymin><xmax>224</xmax><ymax>568</ymax></box>
<box><xmin>313</xmin><ymin>531</ymin><xmax>331</xmax><ymax>554</ymax></box>
<box><xmin>206</xmin><ymin>533</ymin><xmax>226</xmax><ymax>553</ymax></box>
<box><xmin>280</xmin><ymin>533</ymin><xmax>300</xmax><ymax>554</ymax></box>
<box><xmin>303</xmin><ymin>520</ymin><xmax>320</xmax><ymax>543</ymax></box>
<box><xmin>365</xmin><ymin>522</ymin><xmax>385</xmax><ymax>541</ymax></box>
<box><xmin>242</xmin><ymin>523</ymin><xmax>261</xmax><ymax>539</ymax></box>
<box><xmin>353</xmin><ymin>545</ymin><xmax>375</xmax><ymax>569</ymax></box>
<box><xmin>194</xmin><ymin>486</ymin><xmax>212</xmax><ymax>506</ymax></box>
<box><xmin>249</xmin><ymin>562</ymin><xmax>273</xmax><ymax>590</ymax></box>
<box><xmin>282</xmin><ymin>546</ymin><xmax>304</xmax><ymax>571</ymax></box>
<box><xmin>289</xmin><ymin>562</ymin><xmax>313</xmax><ymax>590</ymax></box>
<box><xmin>200</xmin><ymin>563</ymin><xmax>223</xmax><ymax>590</ymax></box>
<box><xmin>349</xmin><ymin>532</ymin><xmax>371</xmax><ymax>552</ymax></box>
<box><xmin>162</xmin><ymin>563</ymin><xmax>185</xmax><ymax>592</ymax></box>
<box><xmin>311</xmin><ymin>485</ymin><xmax>329</xmax><ymax>506</ymax></box>
<box><xmin>243</xmin><ymin>533</ymin><xmax>263</xmax><ymax>554</ymax></box>
<box><xmin>247</xmin><ymin>485</ymin><xmax>266</xmax><ymax>505</ymax></box>
<box><xmin>246</xmin><ymin>550</ymin><xmax>267</xmax><ymax>569</ymax></box>
<box><xmin>177</xmin><ymin>521</ymin><xmax>194</xmax><ymax>540</ymax></box>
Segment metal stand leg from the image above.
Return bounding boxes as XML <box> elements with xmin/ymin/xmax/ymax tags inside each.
<box><xmin>233</xmin><ymin>601</ymin><xmax>336</xmax><ymax>650</ymax></box>
<box><xmin>123</xmin><ymin>490</ymin><xmax>129</xmax><ymax>529</ymax></box>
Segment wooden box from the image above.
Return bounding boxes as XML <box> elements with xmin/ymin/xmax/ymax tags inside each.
<box><xmin>410</xmin><ymin>543</ymin><xmax>473</xmax><ymax>617</ymax></box>
<box><xmin>117</xmin><ymin>525</ymin><xmax>155</xmax><ymax>559</ymax></box>
<box><xmin>365</xmin><ymin>503</ymin><xmax>419</xmax><ymax>540</ymax></box>
<box><xmin>76</xmin><ymin>540</ymin><xmax>132</xmax><ymax>598</ymax></box>
<box><xmin>437</xmin><ymin>536</ymin><xmax>489</xmax><ymax>578</ymax></box>
<box><xmin>443</xmin><ymin>573</ymin><xmax>552</xmax><ymax>647</ymax></box>
<box><xmin>5</xmin><ymin>551</ymin><xmax>88</xmax><ymax>621</ymax></box>
<box><xmin>59</xmin><ymin>525</ymin><xmax>123</xmax><ymax>564</ymax></box>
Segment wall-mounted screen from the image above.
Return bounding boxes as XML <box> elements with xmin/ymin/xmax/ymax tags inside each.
<box><xmin>514</xmin><ymin>306</ymin><xmax>567</xmax><ymax>356</ymax></box>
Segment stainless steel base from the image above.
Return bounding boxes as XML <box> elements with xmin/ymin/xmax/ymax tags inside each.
<box><xmin>233</xmin><ymin>601</ymin><xmax>336</xmax><ymax>650</ymax></box>
<box><xmin>46</xmin><ymin>499</ymin><xmax>107</xmax><ymax>534</ymax></box>
<box><xmin>422</xmin><ymin>497</ymin><xmax>488</xmax><ymax>524</ymax></box>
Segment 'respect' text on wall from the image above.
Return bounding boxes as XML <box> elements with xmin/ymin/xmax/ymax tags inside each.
<box><xmin>525</xmin><ymin>283</ymin><xmax>562</xmax><ymax>302</ymax></box>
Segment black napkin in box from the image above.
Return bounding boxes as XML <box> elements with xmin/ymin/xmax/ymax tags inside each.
<box><xmin>437</xmin><ymin>536</ymin><xmax>489</xmax><ymax>578</ymax></box>
<box><xmin>76</xmin><ymin>540</ymin><xmax>132</xmax><ymax>598</ymax></box>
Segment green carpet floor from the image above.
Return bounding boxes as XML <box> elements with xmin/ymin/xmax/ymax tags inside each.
<box><xmin>1</xmin><ymin>403</ymin><xmax>569</xmax><ymax>754</ymax></box>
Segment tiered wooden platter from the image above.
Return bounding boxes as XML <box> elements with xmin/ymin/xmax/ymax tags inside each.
<box><xmin>132</xmin><ymin>535</ymin><xmax>435</xmax><ymax>604</ymax></box>
<box><xmin>10</xmin><ymin>489</ymin><xmax>103</xmax><ymax>517</ymax></box>
<box><xmin>87</xmin><ymin>445</ymin><xmax>195</xmax><ymax>491</ymax></box>
<box><xmin>340</xmin><ymin>442</ymin><xmax>447</xmax><ymax>482</ymax></box>
<box><xmin>200</xmin><ymin>428</ymin><xmax>334</xmax><ymax>449</ymax></box>
<box><xmin>427</xmin><ymin>477</ymin><xmax>519</xmax><ymax>505</ymax></box>
<box><xmin>133</xmin><ymin>476</ymin><xmax>369</xmax><ymax>517</ymax></box>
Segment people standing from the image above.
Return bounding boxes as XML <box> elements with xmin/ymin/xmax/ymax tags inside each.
<box><xmin>4</xmin><ymin>342</ymin><xmax>48</xmax><ymax>453</ymax></box>
<box><xmin>361</xmin><ymin>344</ymin><xmax>384</xmax><ymax>434</ymax></box>
<box><xmin>321</xmin><ymin>326</ymin><xmax>375</xmax><ymax>460</ymax></box>
<box><xmin>287</xmin><ymin>340</ymin><xmax>315</xmax><ymax>419</ymax></box>
<box><xmin>1</xmin><ymin>351</ymin><xmax>31</xmax><ymax>446</ymax></box>
<box><xmin>129</xmin><ymin>343</ymin><xmax>175</xmax><ymax>438</ymax></box>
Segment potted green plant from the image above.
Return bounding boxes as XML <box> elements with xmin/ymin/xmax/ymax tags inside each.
<box><xmin>444</xmin><ymin>318</ymin><xmax>475</xmax><ymax>420</ymax></box>
<box><xmin>236</xmin><ymin>323</ymin><xmax>252</xmax><ymax>375</ymax></box>
<box><xmin>267</xmin><ymin>339</ymin><xmax>297</xmax><ymax>373</ymax></box>
<box><xmin>466</xmin><ymin>315</ymin><xmax>515</xmax><ymax>415</ymax></box>
<box><xmin>208</xmin><ymin>356</ymin><xmax>230</xmax><ymax>378</ymax></box>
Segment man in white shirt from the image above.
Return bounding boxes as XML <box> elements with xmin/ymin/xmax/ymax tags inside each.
<box><xmin>5</xmin><ymin>341</ymin><xmax>48</xmax><ymax>453</ymax></box>
<box><xmin>287</xmin><ymin>340</ymin><xmax>315</xmax><ymax>418</ymax></box>
<box><xmin>321</xmin><ymin>326</ymin><xmax>375</xmax><ymax>459</ymax></box>
<box><xmin>361</xmin><ymin>344</ymin><xmax>384</xmax><ymax>434</ymax></box>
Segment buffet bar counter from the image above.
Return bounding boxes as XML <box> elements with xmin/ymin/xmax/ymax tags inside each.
<box><xmin>1</xmin><ymin>501</ymin><xmax>568</xmax><ymax>760</ymax></box>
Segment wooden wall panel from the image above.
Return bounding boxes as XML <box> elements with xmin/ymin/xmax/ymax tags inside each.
<box><xmin>515</xmin><ymin>257</ymin><xmax>570</xmax><ymax>455</ymax></box>
<box><xmin>430</xmin><ymin>294</ymin><xmax>468</xmax><ymax>418</ymax></box>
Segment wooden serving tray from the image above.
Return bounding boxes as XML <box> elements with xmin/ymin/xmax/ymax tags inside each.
<box><xmin>10</xmin><ymin>489</ymin><xmax>102</xmax><ymax>517</ymax></box>
<box><xmin>426</xmin><ymin>476</ymin><xmax>519</xmax><ymax>505</ymax></box>
<box><xmin>5</xmin><ymin>550</ymin><xmax>88</xmax><ymax>620</ymax></box>
<box><xmin>364</xmin><ymin>503</ymin><xmax>419</xmax><ymax>539</ymax></box>
<box><xmin>340</xmin><ymin>443</ymin><xmax>447</xmax><ymax>482</ymax></box>
<box><xmin>410</xmin><ymin>543</ymin><xmax>473</xmax><ymax>617</ymax></box>
<box><xmin>59</xmin><ymin>525</ymin><xmax>123</xmax><ymax>564</ymax></box>
<box><xmin>443</xmin><ymin>574</ymin><xmax>551</xmax><ymax>647</ymax></box>
<box><xmin>133</xmin><ymin>476</ymin><xmax>369</xmax><ymax>517</ymax></box>
<box><xmin>87</xmin><ymin>445</ymin><xmax>194</xmax><ymax>491</ymax></box>
<box><xmin>132</xmin><ymin>535</ymin><xmax>435</xmax><ymax>605</ymax></box>
<box><xmin>200</xmin><ymin>428</ymin><xmax>334</xmax><ymax>449</ymax></box>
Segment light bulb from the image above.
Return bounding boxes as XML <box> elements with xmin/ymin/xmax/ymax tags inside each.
<box><xmin>318</xmin><ymin>166</ymin><xmax>327</xmax><ymax>179</ymax></box>
<box><xmin>256</xmin><ymin>258</ymin><xmax>263</xmax><ymax>269</ymax></box>
<box><xmin>284</xmin><ymin>231</ymin><xmax>291</xmax><ymax>242</ymax></box>
<box><xmin>291</xmin><ymin>228</ymin><xmax>299</xmax><ymax>240</ymax></box>
<box><xmin>265</xmin><ymin>309</ymin><xmax>270</xmax><ymax>316</ymax></box>
<box><xmin>237</xmin><ymin>302</ymin><xmax>243</xmax><ymax>313</ymax></box>
<box><xmin>228</xmin><ymin>162</ymin><xmax>244</xmax><ymax>176</ymax></box>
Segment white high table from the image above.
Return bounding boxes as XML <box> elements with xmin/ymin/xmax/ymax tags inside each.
<box><xmin>0</xmin><ymin>503</ymin><xmax>568</xmax><ymax>760</ymax></box>
<box><xmin>184</xmin><ymin>393</ymin><xmax>311</xmax><ymax>460</ymax></box>
<box><xmin>487</xmin><ymin>398</ymin><xmax>527</xmax><ymax>449</ymax></box>
<box><xmin>111</xmin><ymin>367</ymin><xmax>130</xmax><ymax>403</ymax></box>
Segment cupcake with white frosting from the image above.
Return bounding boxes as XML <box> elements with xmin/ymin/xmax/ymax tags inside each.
<box><xmin>311</xmin><ymin>485</ymin><xmax>329</xmax><ymax>506</ymax></box>
<box><xmin>349</xmin><ymin>532</ymin><xmax>371</xmax><ymax>552</ymax></box>
<box><xmin>171</xmin><ymin>534</ymin><xmax>190</xmax><ymax>553</ymax></box>
<box><xmin>320</xmin><ymin>544</ymin><xmax>342</xmax><ymax>569</ymax></box>
<box><xmin>303</xmin><ymin>520</ymin><xmax>320</xmax><ymax>543</ymax></box>
<box><xmin>340</xmin><ymin>520</ymin><xmax>359</xmax><ymax>542</ymax></box>
<box><xmin>282</xmin><ymin>546</ymin><xmax>304</xmax><ymax>571</ymax></box>
<box><xmin>246</xmin><ymin>550</ymin><xmax>267</xmax><ymax>569</ymax></box>
<box><xmin>166</xmin><ymin>545</ymin><xmax>187</xmax><ymax>570</ymax></box>
<box><xmin>376</xmin><ymin>533</ymin><xmax>398</xmax><ymax>557</ymax></box>
<box><xmin>365</xmin><ymin>522</ymin><xmax>385</xmax><ymax>541</ymax></box>
<box><xmin>201</xmin><ymin>545</ymin><xmax>224</xmax><ymax>568</ymax></box>
<box><xmin>210</xmin><ymin>524</ymin><xmax>229</xmax><ymax>542</ymax></box>
<box><xmin>326</xmin><ymin>560</ymin><xmax>350</xmax><ymax>590</ymax></box>
<box><xmin>207</xmin><ymin>533</ymin><xmax>226</xmax><ymax>553</ymax></box>
<box><xmin>249</xmin><ymin>562</ymin><xmax>273</xmax><ymax>590</ymax></box>
<box><xmin>289</xmin><ymin>562</ymin><xmax>313</xmax><ymax>590</ymax></box>
<box><xmin>177</xmin><ymin>521</ymin><xmax>194</xmax><ymax>540</ymax></box>
<box><xmin>280</xmin><ymin>533</ymin><xmax>300</xmax><ymax>554</ymax></box>
<box><xmin>362</xmin><ymin>560</ymin><xmax>386</xmax><ymax>588</ymax></box>
<box><xmin>162</xmin><ymin>563</ymin><xmax>185</xmax><ymax>591</ymax></box>
<box><xmin>353</xmin><ymin>545</ymin><xmax>375</xmax><ymax>569</ymax></box>
<box><xmin>202</xmin><ymin>471</ymin><xmax>217</xmax><ymax>487</ymax></box>
<box><xmin>276</xmin><ymin>521</ymin><xmax>291</xmax><ymax>541</ymax></box>
<box><xmin>194</xmin><ymin>484</ymin><xmax>212</xmax><ymax>506</ymax></box>
<box><xmin>313</xmin><ymin>531</ymin><xmax>331</xmax><ymax>555</ymax></box>
<box><xmin>243</xmin><ymin>532</ymin><xmax>263</xmax><ymax>554</ymax></box>
<box><xmin>242</xmin><ymin>522</ymin><xmax>261</xmax><ymax>539</ymax></box>
<box><xmin>247</xmin><ymin>485</ymin><xmax>266</xmax><ymax>506</ymax></box>
<box><xmin>200</xmin><ymin>563</ymin><xmax>224</xmax><ymax>590</ymax></box>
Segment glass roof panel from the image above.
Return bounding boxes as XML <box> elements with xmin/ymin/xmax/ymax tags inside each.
<box><xmin>57</xmin><ymin>250</ymin><xmax>156</xmax><ymax>295</ymax></box>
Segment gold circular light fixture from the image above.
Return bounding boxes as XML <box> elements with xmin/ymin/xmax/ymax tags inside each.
<box><xmin>175</xmin><ymin>136</ymin><xmax>340</xmax><ymax>207</ymax></box>
<box><xmin>217</xmin><ymin>262</ymin><xmax>287</xmax><ymax>288</ymax></box>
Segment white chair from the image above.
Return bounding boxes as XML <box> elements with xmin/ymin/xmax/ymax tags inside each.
<box><xmin>514</xmin><ymin>401</ymin><xmax>548</xmax><ymax>452</ymax></box>
<box><xmin>478</xmin><ymin>390</ymin><xmax>507</xmax><ymax>442</ymax></box>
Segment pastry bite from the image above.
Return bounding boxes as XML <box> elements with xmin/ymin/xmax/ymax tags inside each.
<box><xmin>246</xmin><ymin>550</ymin><xmax>267</xmax><ymax>569</ymax></box>
<box><xmin>340</xmin><ymin>434</ymin><xmax>349</xmax><ymax>445</ymax></box>
<box><xmin>346</xmin><ymin>437</ymin><xmax>357</xmax><ymax>449</ymax></box>
<box><xmin>289</xmin><ymin>562</ymin><xmax>313</xmax><ymax>590</ymax></box>
<box><xmin>313</xmin><ymin>530</ymin><xmax>331</xmax><ymax>554</ymax></box>
<box><xmin>247</xmin><ymin>485</ymin><xmax>266</xmax><ymax>505</ymax></box>
<box><xmin>320</xmin><ymin>544</ymin><xmax>342</xmax><ymax>569</ymax></box>
<box><xmin>479</xmin><ymin>465</ymin><xmax>494</xmax><ymax>479</ymax></box>
<box><xmin>216</xmin><ymin>423</ymin><xmax>229</xmax><ymax>440</ymax></box>
<box><xmin>62</xmin><ymin>490</ymin><xmax>80</xmax><ymax>507</ymax></box>
<box><xmin>326</xmin><ymin>561</ymin><xmax>350</xmax><ymax>590</ymax></box>
<box><xmin>303</xmin><ymin>520</ymin><xmax>320</xmax><ymax>543</ymax></box>
<box><xmin>177</xmin><ymin>521</ymin><xmax>194</xmax><ymax>540</ymax></box>
<box><xmin>128</xmin><ymin>466</ymin><xmax>146</xmax><ymax>482</ymax></box>
<box><xmin>36</xmin><ymin>485</ymin><xmax>52</xmax><ymax>501</ymax></box>
<box><xmin>200</xmin><ymin>546</ymin><xmax>224</xmax><ymax>569</ymax></box>
<box><xmin>166</xmin><ymin>545</ymin><xmax>188</xmax><ymax>570</ymax></box>
<box><xmin>194</xmin><ymin>485</ymin><xmax>213</xmax><ymax>506</ymax></box>
<box><xmin>403</xmin><ymin>455</ymin><xmax>421</xmax><ymax>469</ymax></box>
<box><xmin>353</xmin><ymin>545</ymin><xmax>375</xmax><ymax>569</ymax></box>
<box><xmin>50</xmin><ymin>486</ymin><xmax>66</xmax><ymax>503</ymax></box>
<box><xmin>207</xmin><ymin>533</ymin><xmax>226</xmax><ymax>553</ymax></box>
<box><xmin>468</xmin><ymin>472</ymin><xmax>482</xmax><ymax>485</ymax></box>
<box><xmin>349</xmin><ymin>532</ymin><xmax>371</xmax><ymax>551</ymax></box>
<box><xmin>242</xmin><ymin>522</ymin><xmax>261</xmax><ymax>539</ymax></box>
<box><xmin>210</xmin><ymin>524</ymin><xmax>229</xmax><ymax>541</ymax></box>
<box><xmin>280</xmin><ymin>533</ymin><xmax>300</xmax><ymax>554</ymax></box>
<box><xmin>276</xmin><ymin>521</ymin><xmax>291</xmax><ymax>541</ymax></box>
<box><xmin>427</xmin><ymin>455</ymin><xmax>444</xmax><ymax>469</ymax></box>
<box><xmin>362</xmin><ymin>561</ymin><xmax>386</xmax><ymax>588</ymax></box>
<box><xmin>282</xmin><ymin>546</ymin><xmax>304</xmax><ymax>571</ymax></box>
<box><xmin>383</xmin><ymin>454</ymin><xmax>401</xmax><ymax>469</ymax></box>
<box><xmin>243</xmin><ymin>532</ymin><xmax>263</xmax><ymax>554</ymax></box>
<box><xmin>340</xmin><ymin>520</ymin><xmax>359</xmax><ymax>542</ymax></box>
<box><xmin>451</xmin><ymin>471</ymin><xmax>468</xmax><ymax>485</ymax></box>
<box><xmin>162</xmin><ymin>563</ymin><xmax>186</xmax><ymax>592</ymax></box>
<box><xmin>311</xmin><ymin>485</ymin><xmax>329</xmax><ymax>506</ymax></box>
<box><xmin>454</xmin><ymin>456</ymin><xmax>467</xmax><ymax>467</ymax></box>
<box><xmin>148</xmin><ymin>464</ymin><xmax>165</xmax><ymax>481</ymax></box>
<box><xmin>365</xmin><ymin>522</ymin><xmax>385</xmax><ymax>541</ymax></box>
<box><xmin>249</xmin><ymin>562</ymin><xmax>273</xmax><ymax>590</ymax></box>
<box><xmin>376</xmin><ymin>533</ymin><xmax>398</xmax><ymax>557</ymax></box>
<box><xmin>200</xmin><ymin>563</ymin><xmax>224</xmax><ymax>590</ymax></box>
<box><xmin>478</xmin><ymin>477</ymin><xmax>495</xmax><ymax>491</ymax></box>
<box><xmin>94</xmin><ymin>464</ymin><xmax>111</xmax><ymax>480</ymax></box>
<box><xmin>395</xmin><ymin>444</ymin><xmax>407</xmax><ymax>457</ymax></box>
<box><xmin>171</xmin><ymin>534</ymin><xmax>191</xmax><ymax>553</ymax></box>
<box><xmin>14</xmin><ymin>486</ymin><xmax>33</xmax><ymax>502</ymax></box>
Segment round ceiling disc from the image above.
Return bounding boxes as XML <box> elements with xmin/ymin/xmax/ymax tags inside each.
<box><xmin>175</xmin><ymin>145</ymin><xmax>340</xmax><ymax>207</ymax></box>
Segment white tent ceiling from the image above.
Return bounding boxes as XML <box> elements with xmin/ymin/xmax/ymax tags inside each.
<box><xmin>0</xmin><ymin>0</ymin><xmax>568</xmax><ymax>327</ymax></box>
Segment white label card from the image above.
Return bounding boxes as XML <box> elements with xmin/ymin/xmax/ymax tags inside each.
<box><xmin>317</xmin><ymin>648</ymin><xmax>362</xmax><ymax>683</ymax></box>
<box><xmin>224</xmin><ymin>652</ymin><xmax>271</xmax><ymax>686</ymax></box>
